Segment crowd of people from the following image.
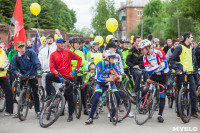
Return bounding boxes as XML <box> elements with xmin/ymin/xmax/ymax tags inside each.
<box><xmin>0</xmin><ymin>30</ymin><xmax>200</xmax><ymax>125</ymax></box>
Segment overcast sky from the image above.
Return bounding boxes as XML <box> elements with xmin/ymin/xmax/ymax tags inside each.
<box><xmin>61</xmin><ymin>0</ymin><xmax>125</xmax><ymax>29</ymax></box>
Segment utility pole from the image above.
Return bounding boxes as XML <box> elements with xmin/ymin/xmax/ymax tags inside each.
<box><xmin>176</xmin><ymin>2</ymin><xmax>180</xmax><ymax>38</ymax></box>
<box><xmin>141</xmin><ymin>15</ymin><xmax>144</xmax><ymax>40</ymax></box>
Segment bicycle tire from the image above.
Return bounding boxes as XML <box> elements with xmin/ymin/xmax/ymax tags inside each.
<box><xmin>74</xmin><ymin>88</ymin><xmax>82</xmax><ymax>119</ymax></box>
<box><xmin>125</xmin><ymin>79</ymin><xmax>136</xmax><ymax>105</ymax></box>
<box><xmin>107</xmin><ymin>91</ymin><xmax>118</xmax><ymax>126</ymax></box>
<box><xmin>168</xmin><ymin>84</ymin><xmax>174</xmax><ymax>108</ymax></box>
<box><xmin>18</xmin><ymin>89</ymin><xmax>29</xmax><ymax>121</ymax></box>
<box><xmin>38</xmin><ymin>86</ymin><xmax>45</xmax><ymax>110</ymax></box>
<box><xmin>39</xmin><ymin>94</ymin><xmax>65</xmax><ymax>128</ymax></box>
<box><xmin>118</xmin><ymin>89</ymin><xmax>131</xmax><ymax>120</ymax></box>
<box><xmin>178</xmin><ymin>87</ymin><xmax>191</xmax><ymax>123</ymax></box>
<box><xmin>135</xmin><ymin>94</ymin><xmax>153</xmax><ymax>125</ymax></box>
<box><xmin>0</xmin><ymin>88</ymin><xmax>6</xmax><ymax>112</ymax></box>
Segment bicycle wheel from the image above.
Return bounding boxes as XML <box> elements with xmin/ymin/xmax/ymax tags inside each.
<box><xmin>118</xmin><ymin>89</ymin><xmax>131</xmax><ymax>120</ymax></box>
<box><xmin>17</xmin><ymin>89</ymin><xmax>29</xmax><ymax>121</ymax></box>
<box><xmin>86</xmin><ymin>86</ymin><xmax>94</xmax><ymax>114</ymax></box>
<box><xmin>107</xmin><ymin>91</ymin><xmax>118</xmax><ymax>125</ymax></box>
<box><xmin>168</xmin><ymin>84</ymin><xmax>174</xmax><ymax>108</ymax></box>
<box><xmin>125</xmin><ymin>79</ymin><xmax>136</xmax><ymax>104</ymax></box>
<box><xmin>38</xmin><ymin>86</ymin><xmax>45</xmax><ymax>110</ymax></box>
<box><xmin>39</xmin><ymin>94</ymin><xmax>65</xmax><ymax>128</ymax></box>
<box><xmin>178</xmin><ymin>87</ymin><xmax>191</xmax><ymax>123</ymax></box>
<box><xmin>135</xmin><ymin>93</ymin><xmax>153</xmax><ymax>125</ymax></box>
<box><xmin>12</xmin><ymin>80</ymin><xmax>21</xmax><ymax>97</ymax></box>
<box><xmin>74</xmin><ymin>88</ymin><xmax>82</xmax><ymax>119</ymax></box>
<box><xmin>0</xmin><ymin>87</ymin><xmax>6</xmax><ymax>112</ymax></box>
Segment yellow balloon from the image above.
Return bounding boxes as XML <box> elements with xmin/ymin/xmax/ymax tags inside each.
<box><xmin>131</xmin><ymin>35</ymin><xmax>134</xmax><ymax>40</ymax></box>
<box><xmin>40</xmin><ymin>36</ymin><xmax>46</xmax><ymax>43</ymax></box>
<box><xmin>106</xmin><ymin>35</ymin><xmax>114</xmax><ymax>43</ymax></box>
<box><xmin>90</xmin><ymin>34</ymin><xmax>94</xmax><ymax>38</ymax></box>
<box><xmin>94</xmin><ymin>53</ymin><xmax>103</xmax><ymax>65</ymax></box>
<box><xmin>94</xmin><ymin>36</ymin><xmax>104</xmax><ymax>47</ymax></box>
<box><xmin>106</xmin><ymin>18</ymin><xmax>118</xmax><ymax>33</ymax></box>
<box><xmin>54</xmin><ymin>34</ymin><xmax>58</xmax><ymax>41</ymax></box>
<box><xmin>30</xmin><ymin>3</ymin><xmax>41</xmax><ymax>16</ymax></box>
<box><xmin>130</xmin><ymin>40</ymin><xmax>133</xmax><ymax>43</ymax></box>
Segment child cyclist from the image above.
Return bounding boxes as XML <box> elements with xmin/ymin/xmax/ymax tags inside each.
<box><xmin>85</xmin><ymin>50</ymin><xmax>122</xmax><ymax>124</ymax></box>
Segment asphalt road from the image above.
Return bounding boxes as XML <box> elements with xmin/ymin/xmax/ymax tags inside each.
<box><xmin>0</xmin><ymin>100</ymin><xmax>199</xmax><ymax>133</ymax></box>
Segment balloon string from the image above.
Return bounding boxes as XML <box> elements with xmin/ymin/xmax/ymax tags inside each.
<box><xmin>36</xmin><ymin>16</ymin><xmax>40</xmax><ymax>29</ymax></box>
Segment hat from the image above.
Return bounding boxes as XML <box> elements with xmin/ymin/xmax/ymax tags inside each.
<box><xmin>16</xmin><ymin>42</ymin><xmax>25</xmax><ymax>47</ymax></box>
<box><xmin>46</xmin><ymin>34</ymin><xmax>54</xmax><ymax>39</ymax></box>
<box><xmin>56</xmin><ymin>37</ymin><xmax>66</xmax><ymax>43</ymax></box>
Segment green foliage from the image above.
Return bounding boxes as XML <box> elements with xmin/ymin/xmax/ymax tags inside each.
<box><xmin>0</xmin><ymin>0</ymin><xmax>77</xmax><ymax>32</ymax></box>
<box><xmin>91</xmin><ymin>0</ymin><xmax>119</xmax><ymax>36</ymax></box>
<box><xmin>143</xmin><ymin>0</ymin><xmax>162</xmax><ymax>17</ymax></box>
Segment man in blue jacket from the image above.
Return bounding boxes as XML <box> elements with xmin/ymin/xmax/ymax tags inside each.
<box><xmin>11</xmin><ymin>42</ymin><xmax>42</xmax><ymax>118</ymax></box>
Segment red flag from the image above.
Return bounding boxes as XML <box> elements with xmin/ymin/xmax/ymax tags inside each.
<box><xmin>13</xmin><ymin>0</ymin><xmax>27</xmax><ymax>45</ymax></box>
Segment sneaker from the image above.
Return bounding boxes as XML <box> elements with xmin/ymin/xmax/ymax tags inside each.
<box><xmin>85</xmin><ymin>118</ymin><xmax>93</xmax><ymax>125</ymax></box>
<box><xmin>176</xmin><ymin>114</ymin><xmax>180</xmax><ymax>119</ymax></box>
<box><xmin>191</xmin><ymin>113</ymin><xmax>200</xmax><ymax>119</ymax></box>
<box><xmin>128</xmin><ymin>112</ymin><xmax>134</xmax><ymax>118</ymax></box>
<box><xmin>84</xmin><ymin>108</ymin><xmax>89</xmax><ymax>115</ymax></box>
<box><xmin>42</xmin><ymin>96</ymin><xmax>51</xmax><ymax>102</ymax></box>
<box><xmin>4</xmin><ymin>112</ymin><xmax>15</xmax><ymax>116</ymax></box>
<box><xmin>12</xmin><ymin>113</ymin><xmax>20</xmax><ymax>118</ymax></box>
<box><xmin>157</xmin><ymin>116</ymin><xmax>164</xmax><ymax>123</ymax></box>
<box><xmin>37</xmin><ymin>112</ymin><xmax>40</xmax><ymax>118</ymax></box>
<box><xmin>67</xmin><ymin>116</ymin><xmax>73</xmax><ymax>122</ymax></box>
<box><xmin>107</xmin><ymin>113</ymin><xmax>110</xmax><ymax>118</ymax></box>
<box><xmin>110</xmin><ymin>117</ymin><xmax>122</xmax><ymax>122</ymax></box>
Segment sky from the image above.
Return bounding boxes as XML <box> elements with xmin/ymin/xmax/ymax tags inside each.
<box><xmin>61</xmin><ymin>0</ymin><xmax>125</xmax><ymax>29</ymax></box>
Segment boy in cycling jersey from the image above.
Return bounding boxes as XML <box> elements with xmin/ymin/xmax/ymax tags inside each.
<box><xmin>139</xmin><ymin>39</ymin><xmax>169</xmax><ymax>123</ymax></box>
<box><xmin>85</xmin><ymin>50</ymin><xmax>122</xmax><ymax>124</ymax></box>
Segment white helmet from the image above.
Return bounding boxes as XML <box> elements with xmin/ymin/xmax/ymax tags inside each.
<box><xmin>138</xmin><ymin>39</ymin><xmax>152</xmax><ymax>49</ymax></box>
<box><xmin>103</xmin><ymin>50</ymin><xmax>116</xmax><ymax>59</ymax></box>
<box><xmin>89</xmin><ymin>41</ymin><xmax>100</xmax><ymax>47</ymax></box>
<box><xmin>154</xmin><ymin>38</ymin><xmax>160</xmax><ymax>43</ymax></box>
<box><xmin>84</xmin><ymin>62</ymin><xmax>92</xmax><ymax>72</ymax></box>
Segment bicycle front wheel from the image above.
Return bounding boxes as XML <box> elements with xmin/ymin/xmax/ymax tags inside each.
<box><xmin>39</xmin><ymin>94</ymin><xmax>65</xmax><ymax>128</ymax></box>
<box><xmin>107</xmin><ymin>91</ymin><xmax>118</xmax><ymax>126</ymax></box>
<box><xmin>18</xmin><ymin>89</ymin><xmax>29</xmax><ymax>121</ymax></box>
<box><xmin>0</xmin><ymin>87</ymin><xmax>6</xmax><ymax>112</ymax></box>
<box><xmin>135</xmin><ymin>93</ymin><xmax>153</xmax><ymax>125</ymax></box>
<box><xmin>178</xmin><ymin>87</ymin><xmax>191</xmax><ymax>123</ymax></box>
<box><xmin>74</xmin><ymin>88</ymin><xmax>82</xmax><ymax>119</ymax></box>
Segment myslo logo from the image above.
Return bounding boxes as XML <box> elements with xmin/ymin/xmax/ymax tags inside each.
<box><xmin>173</xmin><ymin>127</ymin><xmax>198</xmax><ymax>132</ymax></box>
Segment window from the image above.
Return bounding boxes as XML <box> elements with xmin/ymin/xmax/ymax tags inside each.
<box><xmin>137</xmin><ymin>10</ymin><xmax>143</xmax><ymax>16</ymax></box>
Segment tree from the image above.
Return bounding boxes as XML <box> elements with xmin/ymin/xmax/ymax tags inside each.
<box><xmin>143</xmin><ymin>0</ymin><xmax>162</xmax><ymax>17</ymax></box>
<box><xmin>91</xmin><ymin>0</ymin><xmax>118</xmax><ymax>36</ymax></box>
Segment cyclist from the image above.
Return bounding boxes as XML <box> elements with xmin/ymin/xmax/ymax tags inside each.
<box><xmin>121</xmin><ymin>39</ymin><xmax>130</xmax><ymax>68</ymax></box>
<box><xmin>69</xmin><ymin>37</ymin><xmax>89</xmax><ymax>115</ymax></box>
<box><xmin>169</xmin><ymin>32</ymin><xmax>199</xmax><ymax>118</ymax></box>
<box><xmin>85</xmin><ymin>50</ymin><xmax>122</xmax><ymax>124</ymax></box>
<box><xmin>45</xmin><ymin>37</ymin><xmax>82</xmax><ymax>122</ymax></box>
<box><xmin>11</xmin><ymin>42</ymin><xmax>42</xmax><ymax>118</ymax></box>
<box><xmin>163</xmin><ymin>39</ymin><xmax>173</xmax><ymax>54</ymax></box>
<box><xmin>139</xmin><ymin>39</ymin><xmax>169</xmax><ymax>123</ymax></box>
<box><xmin>153</xmin><ymin>38</ymin><xmax>162</xmax><ymax>49</ymax></box>
<box><xmin>126</xmin><ymin>36</ymin><xmax>148</xmax><ymax>96</ymax></box>
<box><xmin>86</xmin><ymin>41</ymin><xmax>101</xmax><ymax>63</ymax></box>
<box><xmin>0</xmin><ymin>47</ymin><xmax>14</xmax><ymax>116</ymax></box>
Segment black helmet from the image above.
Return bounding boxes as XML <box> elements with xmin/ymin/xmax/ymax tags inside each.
<box><xmin>69</xmin><ymin>37</ymin><xmax>80</xmax><ymax>44</ymax></box>
<box><xmin>124</xmin><ymin>39</ymin><xmax>130</xmax><ymax>43</ymax></box>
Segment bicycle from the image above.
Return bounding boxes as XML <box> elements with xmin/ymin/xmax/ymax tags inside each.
<box><xmin>135</xmin><ymin>79</ymin><xmax>165</xmax><ymax>125</ymax></box>
<box><xmin>0</xmin><ymin>86</ymin><xmax>6</xmax><ymax>112</ymax></box>
<box><xmin>17</xmin><ymin>76</ymin><xmax>39</xmax><ymax>121</ymax></box>
<box><xmin>12</xmin><ymin>76</ymin><xmax>21</xmax><ymax>104</ymax></box>
<box><xmin>39</xmin><ymin>74</ymin><xmax>67</xmax><ymax>128</ymax></box>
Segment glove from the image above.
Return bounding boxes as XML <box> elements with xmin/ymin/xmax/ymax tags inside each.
<box><xmin>36</xmin><ymin>71</ymin><xmax>42</xmax><ymax>78</ymax></box>
<box><xmin>71</xmin><ymin>69</ymin><xmax>78</xmax><ymax>76</ymax></box>
<box><xmin>59</xmin><ymin>77</ymin><xmax>64</xmax><ymax>82</ymax></box>
<box><xmin>17</xmin><ymin>73</ymin><xmax>23</xmax><ymax>78</ymax></box>
<box><xmin>0</xmin><ymin>68</ymin><xmax>4</xmax><ymax>71</ymax></box>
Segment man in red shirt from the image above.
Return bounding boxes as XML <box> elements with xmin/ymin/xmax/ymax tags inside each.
<box><xmin>45</xmin><ymin>38</ymin><xmax>82</xmax><ymax>122</ymax></box>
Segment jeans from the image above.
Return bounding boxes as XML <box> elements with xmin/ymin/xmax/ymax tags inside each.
<box><xmin>176</xmin><ymin>74</ymin><xmax>197</xmax><ymax>115</ymax></box>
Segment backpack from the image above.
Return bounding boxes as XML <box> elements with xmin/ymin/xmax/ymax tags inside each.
<box><xmin>16</xmin><ymin>50</ymin><xmax>31</xmax><ymax>69</ymax></box>
<box><xmin>94</xmin><ymin>60</ymin><xmax>113</xmax><ymax>75</ymax></box>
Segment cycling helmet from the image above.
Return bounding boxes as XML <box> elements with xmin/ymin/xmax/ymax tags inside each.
<box><xmin>89</xmin><ymin>41</ymin><xmax>100</xmax><ymax>47</ymax></box>
<box><xmin>84</xmin><ymin>62</ymin><xmax>92</xmax><ymax>72</ymax></box>
<box><xmin>138</xmin><ymin>39</ymin><xmax>151</xmax><ymax>49</ymax></box>
<box><xmin>69</xmin><ymin>37</ymin><xmax>80</xmax><ymax>44</ymax></box>
<box><xmin>124</xmin><ymin>39</ymin><xmax>130</xmax><ymax>43</ymax></box>
<box><xmin>103</xmin><ymin>50</ymin><xmax>116</xmax><ymax>59</ymax></box>
<box><xmin>154</xmin><ymin>38</ymin><xmax>160</xmax><ymax>43</ymax></box>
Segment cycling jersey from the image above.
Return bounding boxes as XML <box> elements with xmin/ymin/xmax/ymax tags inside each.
<box><xmin>0</xmin><ymin>48</ymin><xmax>9</xmax><ymax>77</ymax></box>
<box><xmin>143</xmin><ymin>48</ymin><xmax>169</xmax><ymax>75</ymax></box>
<box><xmin>86</xmin><ymin>50</ymin><xmax>101</xmax><ymax>63</ymax></box>
<box><xmin>95</xmin><ymin>61</ymin><xmax>120</xmax><ymax>82</ymax></box>
<box><xmin>121</xmin><ymin>48</ymin><xmax>130</xmax><ymax>68</ymax></box>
